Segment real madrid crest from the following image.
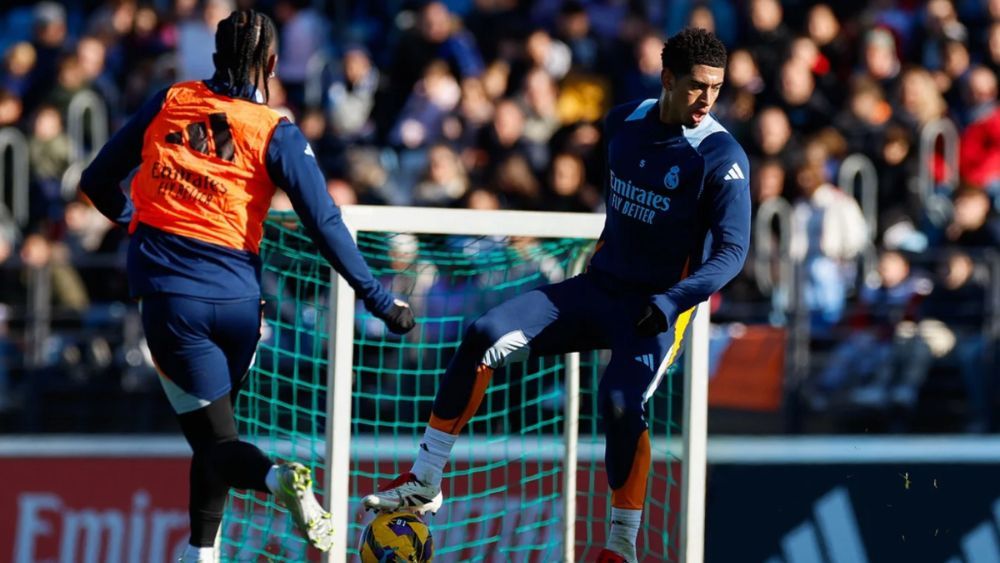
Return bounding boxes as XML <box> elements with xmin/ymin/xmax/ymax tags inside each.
<box><xmin>664</xmin><ymin>165</ymin><xmax>680</xmax><ymax>190</ymax></box>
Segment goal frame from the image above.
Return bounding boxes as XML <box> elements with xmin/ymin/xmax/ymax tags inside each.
<box><xmin>323</xmin><ymin>205</ymin><xmax>709</xmax><ymax>562</ymax></box>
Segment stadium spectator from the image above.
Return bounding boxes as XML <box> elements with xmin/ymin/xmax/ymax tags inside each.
<box><xmin>63</xmin><ymin>199</ymin><xmax>112</xmax><ymax>258</ymax></box>
<box><xmin>724</xmin><ymin>49</ymin><xmax>764</xmax><ymax>98</ymax></box>
<box><xmin>812</xmin><ymin>249</ymin><xmax>929</xmax><ymax>410</ymax></box>
<box><xmin>751</xmin><ymin>106</ymin><xmax>800</xmax><ymax>171</ymax></box>
<box><xmin>326</xmin><ymin>43</ymin><xmax>379</xmax><ymax>143</ymax></box>
<box><xmin>887</xmin><ymin>250</ymin><xmax>989</xmax><ymax>431</ymax></box>
<box><xmin>942</xmin><ymin>187</ymin><xmax>1000</xmax><ymax>249</ymax></box>
<box><xmin>464</xmin><ymin>186</ymin><xmax>502</xmax><ymax>211</ymax></box>
<box><xmin>19</xmin><ymin>232</ymin><xmax>90</xmax><ymax>314</ymax></box>
<box><xmin>543</xmin><ymin>151</ymin><xmax>600</xmax><ymax>213</ymax></box>
<box><xmin>326</xmin><ymin>178</ymin><xmax>358</xmax><ymax>207</ymax></box>
<box><xmin>550</xmin><ymin>2</ymin><xmax>611</xmax><ymax>124</ymax></box>
<box><xmin>384</xmin><ymin>1</ymin><xmax>484</xmax><ymax>133</ymax></box>
<box><xmin>389</xmin><ymin>60</ymin><xmax>462</xmax><ymax>151</ymax></box>
<box><xmin>175</xmin><ymin>0</ymin><xmax>233</xmax><ymax>83</ymax></box>
<box><xmin>45</xmin><ymin>55</ymin><xmax>92</xmax><ymax>119</ymax></box>
<box><xmin>413</xmin><ymin>143</ymin><xmax>469</xmax><ymax>207</ymax></box>
<box><xmin>27</xmin><ymin>104</ymin><xmax>71</xmax><ymax>227</ymax></box>
<box><xmin>746</xmin><ymin>0</ymin><xmax>791</xmax><ymax>88</ymax></box>
<box><xmin>550</xmin><ymin>119</ymin><xmax>603</xmax><ymax>187</ymax></box>
<box><xmin>453</xmin><ymin>76</ymin><xmax>494</xmax><ymax>147</ymax></box>
<box><xmin>297</xmin><ymin>108</ymin><xmax>342</xmax><ymax>177</ymax></box>
<box><xmin>76</xmin><ymin>36</ymin><xmax>120</xmax><ymax>121</ymax></box>
<box><xmin>473</xmin><ymin>97</ymin><xmax>529</xmax><ymax>179</ymax></box>
<box><xmin>554</xmin><ymin>1</ymin><xmax>602</xmax><ymax>74</ymax></box>
<box><xmin>616</xmin><ymin>31</ymin><xmax>667</xmax><ymax>104</ymax></box>
<box><xmin>791</xmin><ymin>36</ymin><xmax>839</xmax><ymax>104</ymax></box>
<box><xmin>959</xmin><ymin>66</ymin><xmax>1000</xmax><ymax>193</ymax></box>
<box><xmin>859</xmin><ymin>28</ymin><xmax>902</xmax><ymax>95</ymax></box>
<box><xmin>343</xmin><ymin>147</ymin><xmax>396</xmax><ymax>205</ymax></box>
<box><xmin>778</xmin><ymin>58</ymin><xmax>833</xmax><ymax>134</ymax></box>
<box><xmin>24</xmin><ymin>2</ymin><xmax>67</xmax><ymax>114</ymax></box>
<box><xmin>895</xmin><ymin>66</ymin><xmax>948</xmax><ymax>135</ymax></box>
<box><xmin>520</xmin><ymin>67</ymin><xmax>562</xmax><ymax>146</ymax></box>
<box><xmin>481</xmin><ymin>58</ymin><xmax>510</xmax><ymax>101</ymax></box>
<box><xmin>274</xmin><ymin>0</ymin><xmax>328</xmax><ymax>109</ymax></box>
<box><xmin>941</xmin><ymin>39</ymin><xmax>972</xmax><ymax>108</ymax></box>
<box><xmin>1</xmin><ymin>42</ymin><xmax>35</xmax><ymax>98</ymax></box>
<box><xmin>876</xmin><ymin>124</ymin><xmax>922</xmax><ymax>235</ymax></box>
<box><xmin>523</xmin><ymin>28</ymin><xmax>572</xmax><ymax>82</ymax></box>
<box><xmin>988</xmin><ymin>21</ymin><xmax>1000</xmax><ymax>77</ymax></box>
<box><xmin>789</xmin><ymin>163</ymin><xmax>868</xmax><ymax>332</ymax></box>
<box><xmin>807</xmin><ymin>4</ymin><xmax>850</xmax><ymax>83</ymax></box>
<box><xmin>492</xmin><ymin>153</ymin><xmax>542</xmax><ymax>210</ymax></box>
<box><xmin>918</xmin><ymin>0</ymin><xmax>968</xmax><ymax>72</ymax></box>
<box><xmin>751</xmin><ymin>158</ymin><xmax>786</xmax><ymax>208</ymax></box>
<box><xmin>835</xmin><ymin>77</ymin><xmax>892</xmax><ymax>156</ymax></box>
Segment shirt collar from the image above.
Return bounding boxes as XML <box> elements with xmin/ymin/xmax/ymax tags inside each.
<box><xmin>204</xmin><ymin>73</ymin><xmax>264</xmax><ymax>103</ymax></box>
<box><xmin>646</xmin><ymin>101</ymin><xmax>683</xmax><ymax>140</ymax></box>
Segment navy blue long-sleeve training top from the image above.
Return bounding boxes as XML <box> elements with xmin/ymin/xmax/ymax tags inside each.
<box><xmin>79</xmin><ymin>78</ymin><xmax>393</xmax><ymax>313</ymax></box>
<box><xmin>590</xmin><ymin>98</ymin><xmax>751</xmax><ymax>324</ymax></box>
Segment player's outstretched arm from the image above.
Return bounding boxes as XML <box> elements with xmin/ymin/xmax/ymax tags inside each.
<box><xmin>649</xmin><ymin>146</ymin><xmax>752</xmax><ymax>329</ymax></box>
<box><xmin>79</xmin><ymin>88</ymin><xmax>168</xmax><ymax>229</ymax></box>
<box><xmin>265</xmin><ymin>120</ymin><xmax>415</xmax><ymax>334</ymax></box>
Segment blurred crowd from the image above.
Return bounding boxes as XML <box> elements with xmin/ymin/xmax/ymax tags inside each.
<box><xmin>0</xmin><ymin>0</ymin><xmax>998</xmax><ymax>433</ymax></box>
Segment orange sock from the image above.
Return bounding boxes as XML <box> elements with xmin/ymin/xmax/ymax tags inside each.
<box><xmin>429</xmin><ymin>364</ymin><xmax>494</xmax><ymax>435</ymax></box>
<box><xmin>611</xmin><ymin>430</ymin><xmax>651</xmax><ymax>510</ymax></box>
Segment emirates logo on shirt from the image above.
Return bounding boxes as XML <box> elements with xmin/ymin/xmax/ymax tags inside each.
<box><xmin>608</xmin><ymin>169</ymin><xmax>670</xmax><ymax>225</ymax></box>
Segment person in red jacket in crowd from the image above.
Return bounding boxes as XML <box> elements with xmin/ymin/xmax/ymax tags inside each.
<box><xmin>959</xmin><ymin>66</ymin><xmax>1000</xmax><ymax>193</ymax></box>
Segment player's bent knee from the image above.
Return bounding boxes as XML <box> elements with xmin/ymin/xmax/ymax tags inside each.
<box><xmin>466</xmin><ymin>315</ymin><xmax>530</xmax><ymax>370</ymax></box>
<box><xmin>598</xmin><ymin>385</ymin><xmax>645</xmax><ymax>425</ymax></box>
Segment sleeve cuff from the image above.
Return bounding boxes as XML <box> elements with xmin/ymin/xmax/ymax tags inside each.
<box><xmin>363</xmin><ymin>289</ymin><xmax>394</xmax><ymax>316</ymax></box>
<box><xmin>651</xmin><ymin>294</ymin><xmax>680</xmax><ymax>327</ymax></box>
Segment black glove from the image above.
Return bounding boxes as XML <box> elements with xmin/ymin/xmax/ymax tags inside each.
<box><xmin>635</xmin><ymin>304</ymin><xmax>668</xmax><ymax>337</ymax></box>
<box><xmin>379</xmin><ymin>299</ymin><xmax>416</xmax><ymax>335</ymax></box>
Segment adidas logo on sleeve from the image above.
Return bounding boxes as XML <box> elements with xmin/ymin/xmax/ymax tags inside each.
<box><xmin>723</xmin><ymin>162</ymin><xmax>745</xmax><ymax>181</ymax></box>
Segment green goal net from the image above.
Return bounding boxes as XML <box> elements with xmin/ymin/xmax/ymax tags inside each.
<box><xmin>220</xmin><ymin>210</ymin><xmax>687</xmax><ymax>562</ymax></box>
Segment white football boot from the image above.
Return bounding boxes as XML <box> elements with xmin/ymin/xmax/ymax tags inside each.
<box><xmin>362</xmin><ymin>472</ymin><xmax>443</xmax><ymax>515</ymax></box>
<box><xmin>273</xmin><ymin>462</ymin><xmax>334</xmax><ymax>552</ymax></box>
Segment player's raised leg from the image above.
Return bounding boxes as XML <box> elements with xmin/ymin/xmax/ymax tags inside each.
<box><xmin>596</xmin><ymin>307</ymin><xmax>696</xmax><ymax>563</ymax></box>
<box><xmin>363</xmin><ymin>275</ymin><xmax>602</xmax><ymax>514</ymax></box>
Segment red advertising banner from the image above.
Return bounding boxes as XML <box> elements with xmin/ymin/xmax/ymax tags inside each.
<box><xmin>1</xmin><ymin>457</ymin><xmax>190</xmax><ymax>563</ymax></box>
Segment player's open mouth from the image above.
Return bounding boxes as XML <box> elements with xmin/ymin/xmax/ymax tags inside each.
<box><xmin>692</xmin><ymin>110</ymin><xmax>709</xmax><ymax>123</ymax></box>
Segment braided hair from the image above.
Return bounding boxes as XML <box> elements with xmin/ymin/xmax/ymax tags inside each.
<box><xmin>213</xmin><ymin>10</ymin><xmax>277</xmax><ymax>102</ymax></box>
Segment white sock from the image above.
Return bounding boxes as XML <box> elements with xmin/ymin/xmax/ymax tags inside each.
<box><xmin>265</xmin><ymin>465</ymin><xmax>280</xmax><ymax>495</ymax></box>
<box><xmin>180</xmin><ymin>544</ymin><xmax>216</xmax><ymax>562</ymax></box>
<box><xmin>410</xmin><ymin>426</ymin><xmax>457</xmax><ymax>489</ymax></box>
<box><xmin>607</xmin><ymin>507</ymin><xmax>641</xmax><ymax>561</ymax></box>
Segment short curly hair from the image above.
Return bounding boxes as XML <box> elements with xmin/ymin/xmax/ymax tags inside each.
<box><xmin>660</xmin><ymin>28</ymin><xmax>728</xmax><ymax>77</ymax></box>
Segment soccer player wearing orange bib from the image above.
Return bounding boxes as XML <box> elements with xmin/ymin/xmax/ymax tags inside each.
<box><xmin>80</xmin><ymin>10</ymin><xmax>415</xmax><ymax>561</ymax></box>
<box><xmin>364</xmin><ymin>29</ymin><xmax>749</xmax><ymax>562</ymax></box>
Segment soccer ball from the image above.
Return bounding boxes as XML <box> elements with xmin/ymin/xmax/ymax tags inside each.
<box><xmin>358</xmin><ymin>511</ymin><xmax>434</xmax><ymax>562</ymax></box>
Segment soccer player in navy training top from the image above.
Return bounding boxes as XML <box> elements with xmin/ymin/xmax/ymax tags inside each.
<box><xmin>79</xmin><ymin>10</ymin><xmax>415</xmax><ymax>561</ymax></box>
<box><xmin>364</xmin><ymin>28</ymin><xmax>749</xmax><ymax>562</ymax></box>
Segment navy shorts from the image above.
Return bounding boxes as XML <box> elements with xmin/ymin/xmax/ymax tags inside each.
<box><xmin>141</xmin><ymin>294</ymin><xmax>262</xmax><ymax>414</ymax></box>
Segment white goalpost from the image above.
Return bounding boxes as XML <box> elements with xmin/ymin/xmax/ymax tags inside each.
<box><xmin>322</xmin><ymin>205</ymin><xmax>710</xmax><ymax>562</ymax></box>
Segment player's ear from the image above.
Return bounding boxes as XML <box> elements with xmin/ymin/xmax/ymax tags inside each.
<box><xmin>661</xmin><ymin>68</ymin><xmax>674</xmax><ymax>92</ymax></box>
<box><xmin>266</xmin><ymin>53</ymin><xmax>277</xmax><ymax>77</ymax></box>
